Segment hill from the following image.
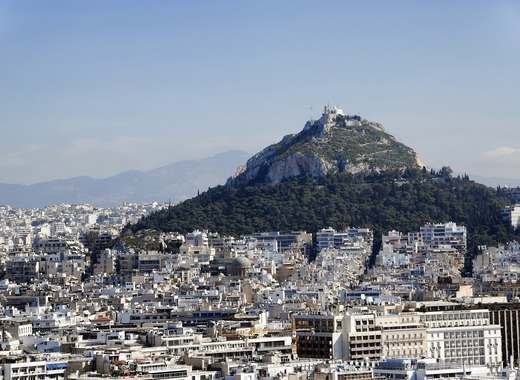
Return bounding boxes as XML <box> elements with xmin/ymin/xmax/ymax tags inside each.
<box><xmin>127</xmin><ymin>170</ymin><xmax>515</xmax><ymax>246</ymax></box>
<box><xmin>228</xmin><ymin>105</ymin><xmax>423</xmax><ymax>185</ymax></box>
<box><xmin>0</xmin><ymin>151</ymin><xmax>250</xmax><ymax>208</ymax></box>
<box><xmin>126</xmin><ymin>106</ymin><xmax>519</xmax><ymax>256</ymax></box>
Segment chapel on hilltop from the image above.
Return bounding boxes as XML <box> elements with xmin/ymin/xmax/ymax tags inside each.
<box><xmin>320</xmin><ymin>104</ymin><xmax>362</xmax><ymax>127</ymax></box>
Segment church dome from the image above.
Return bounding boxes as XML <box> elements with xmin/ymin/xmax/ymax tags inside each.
<box><xmin>231</xmin><ymin>256</ymin><xmax>251</xmax><ymax>268</ymax></box>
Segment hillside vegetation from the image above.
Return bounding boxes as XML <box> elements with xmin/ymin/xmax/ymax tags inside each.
<box><xmin>126</xmin><ymin>168</ymin><xmax>517</xmax><ymax>248</ymax></box>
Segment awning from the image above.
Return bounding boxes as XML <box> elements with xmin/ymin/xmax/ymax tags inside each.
<box><xmin>46</xmin><ymin>363</ymin><xmax>68</xmax><ymax>370</ymax></box>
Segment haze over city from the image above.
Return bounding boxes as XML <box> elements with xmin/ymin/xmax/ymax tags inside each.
<box><xmin>1</xmin><ymin>1</ymin><xmax>519</xmax><ymax>185</ymax></box>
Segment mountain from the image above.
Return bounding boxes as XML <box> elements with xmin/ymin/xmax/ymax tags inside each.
<box><xmin>0</xmin><ymin>150</ymin><xmax>250</xmax><ymax>209</ymax></box>
<box><xmin>128</xmin><ymin>106</ymin><xmax>518</xmax><ymax>250</ymax></box>
<box><xmin>228</xmin><ymin>105</ymin><xmax>423</xmax><ymax>185</ymax></box>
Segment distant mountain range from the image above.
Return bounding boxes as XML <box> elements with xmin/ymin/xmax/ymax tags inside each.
<box><xmin>0</xmin><ymin>150</ymin><xmax>250</xmax><ymax>209</ymax></box>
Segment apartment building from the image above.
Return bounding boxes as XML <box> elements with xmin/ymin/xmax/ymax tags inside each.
<box><xmin>419</xmin><ymin>222</ymin><xmax>467</xmax><ymax>253</ymax></box>
<box><xmin>376</xmin><ymin>313</ymin><xmax>428</xmax><ymax>359</ymax></box>
<box><xmin>293</xmin><ymin>313</ymin><xmax>344</xmax><ymax>359</ymax></box>
<box><xmin>248</xmin><ymin>231</ymin><xmax>313</xmax><ymax>255</ymax></box>
<box><xmin>342</xmin><ymin>312</ymin><xmax>382</xmax><ymax>362</ymax></box>
<box><xmin>373</xmin><ymin>358</ymin><xmax>470</xmax><ymax>380</ymax></box>
<box><xmin>5</xmin><ymin>255</ymin><xmax>40</xmax><ymax>283</ymax></box>
<box><xmin>418</xmin><ymin>307</ymin><xmax>502</xmax><ymax>373</ymax></box>
<box><xmin>501</xmin><ymin>205</ymin><xmax>520</xmax><ymax>228</ymax></box>
<box><xmin>316</xmin><ymin>228</ymin><xmax>372</xmax><ymax>251</ymax></box>
<box><xmin>3</xmin><ymin>361</ymin><xmax>68</xmax><ymax>380</ymax></box>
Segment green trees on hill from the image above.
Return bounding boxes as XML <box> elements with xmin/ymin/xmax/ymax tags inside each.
<box><xmin>126</xmin><ymin>170</ymin><xmax>518</xmax><ymax>248</ymax></box>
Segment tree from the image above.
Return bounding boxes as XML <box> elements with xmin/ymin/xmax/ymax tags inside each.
<box><xmin>439</xmin><ymin>166</ymin><xmax>453</xmax><ymax>179</ymax></box>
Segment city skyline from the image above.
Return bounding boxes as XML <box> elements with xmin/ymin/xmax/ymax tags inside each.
<box><xmin>1</xmin><ymin>1</ymin><xmax>519</xmax><ymax>185</ymax></box>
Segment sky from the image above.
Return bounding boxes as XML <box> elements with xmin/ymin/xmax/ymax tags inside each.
<box><xmin>1</xmin><ymin>1</ymin><xmax>519</xmax><ymax>185</ymax></box>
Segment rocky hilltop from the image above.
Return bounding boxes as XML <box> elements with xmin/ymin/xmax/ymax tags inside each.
<box><xmin>228</xmin><ymin>105</ymin><xmax>424</xmax><ymax>185</ymax></box>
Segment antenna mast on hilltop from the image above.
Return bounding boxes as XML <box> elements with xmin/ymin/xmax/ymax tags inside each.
<box><xmin>310</xmin><ymin>106</ymin><xmax>314</xmax><ymax>123</ymax></box>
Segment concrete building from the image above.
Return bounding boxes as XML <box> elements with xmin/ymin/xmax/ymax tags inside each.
<box><xmin>373</xmin><ymin>358</ymin><xmax>471</xmax><ymax>380</ymax></box>
<box><xmin>488</xmin><ymin>302</ymin><xmax>520</xmax><ymax>367</ymax></box>
<box><xmin>342</xmin><ymin>312</ymin><xmax>382</xmax><ymax>363</ymax></box>
<box><xmin>419</xmin><ymin>308</ymin><xmax>502</xmax><ymax>373</ymax></box>
<box><xmin>420</xmin><ymin>222</ymin><xmax>467</xmax><ymax>254</ymax></box>
<box><xmin>293</xmin><ymin>313</ymin><xmax>344</xmax><ymax>359</ymax></box>
<box><xmin>5</xmin><ymin>255</ymin><xmax>40</xmax><ymax>283</ymax></box>
<box><xmin>376</xmin><ymin>313</ymin><xmax>428</xmax><ymax>359</ymax></box>
<box><xmin>316</xmin><ymin>228</ymin><xmax>372</xmax><ymax>251</ymax></box>
<box><xmin>3</xmin><ymin>360</ymin><xmax>68</xmax><ymax>380</ymax></box>
<box><xmin>502</xmin><ymin>205</ymin><xmax>520</xmax><ymax>228</ymax></box>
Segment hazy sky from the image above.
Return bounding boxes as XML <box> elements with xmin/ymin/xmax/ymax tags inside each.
<box><xmin>1</xmin><ymin>1</ymin><xmax>519</xmax><ymax>185</ymax></box>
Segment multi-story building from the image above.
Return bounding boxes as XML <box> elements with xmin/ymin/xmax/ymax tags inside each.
<box><xmin>373</xmin><ymin>358</ymin><xmax>471</xmax><ymax>380</ymax></box>
<box><xmin>294</xmin><ymin>303</ymin><xmax>502</xmax><ymax>375</ymax></box>
<box><xmin>6</xmin><ymin>318</ymin><xmax>33</xmax><ymax>340</ymax></box>
<box><xmin>418</xmin><ymin>306</ymin><xmax>502</xmax><ymax>373</ymax></box>
<box><xmin>27</xmin><ymin>306</ymin><xmax>79</xmax><ymax>332</ymax></box>
<box><xmin>93</xmin><ymin>248</ymin><xmax>117</xmax><ymax>275</ymax></box>
<box><xmin>316</xmin><ymin>228</ymin><xmax>372</xmax><ymax>251</ymax></box>
<box><xmin>293</xmin><ymin>313</ymin><xmax>344</xmax><ymax>359</ymax></box>
<box><xmin>3</xmin><ymin>360</ymin><xmax>68</xmax><ymax>380</ymax></box>
<box><xmin>185</xmin><ymin>230</ymin><xmax>208</xmax><ymax>247</ymax></box>
<box><xmin>118</xmin><ymin>250</ymin><xmax>139</xmax><ymax>274</ymax></box>
<box><xmin>50</xmin><ymin>222</ymin><xmax>68</xmax><ymax>236</ymax></box>
<box><xmin>293</xmin><ymin>311</ymin><xmax>383</xmax><ymax>361</ymax></box>
<box><xmin>137</xmin><ymin>251</ymin><xmax>168</xmax><ymax>273</ymax></box>
<box><xmin>419</xmin><ymin>222</ymin><xmax>467</xmax><ymax>253</ymax></box>
<box><xmin>178</xmin><ymin>244</ymin><xmax>215</xmax><ymax>266</ymax></box>
<box><xmin>246</xmin><ymin>231</ymin><xmax>313</xmax><ymax>255</ymax></box>
<box><xmin>342</xmin><ymin>312</ymin><xmax>382</xmax><ymax>362</ymax></box>
<box><xmin>376</xmin><ymin>313</ymin><xmax>428</xmax><ymax>359</ymax></box>
<box><xmin>38</xmin><ymin>248</ymin><xmax>87</xmax><ymax>281</ymax></box>
<box><xmin>34</xmin><ymin>237</ymin><xmax>86</xmax><ymax>257</ymax></box>
<box><xmin>5</xmin><ymin>255</ymin><xmax>40</xmax><ymax>283</ymax></box>
<box><xmin>501</xmin><ymin>205</ymin><xmax>520</xmax><ymax>228</ymax></box>
<box><xmin>488</xmin><ymin>302</ymin><xmax>520</xmax><ymax>367</ymax></box>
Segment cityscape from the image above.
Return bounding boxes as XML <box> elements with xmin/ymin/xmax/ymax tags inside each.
<box><xmin>1</xmin><ymin>187</ymin><xmax>520</xmax><ymax>379</ymax></box>
<box><xmin>2</xmin><ymin>2</ymin><xmax>520</xmax><ymax>380</ymax></box>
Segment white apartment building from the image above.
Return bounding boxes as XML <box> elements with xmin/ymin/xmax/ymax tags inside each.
<box><xmin>373</xmin><ymin>358</ymin><xmax>471</xmax><ymax>380</ymax></box>
<box><xmin>316</xmin><ymin>228</ymin><xmax>336</xmax><ymax>249</ymax></box>
<box><xmin>27</xmin><ymin>306</ymin><xmax>80</xmax><ymax>332</ymax></box>
<box><xmin>342</xmin><ymin>312</ymin><xmax>383</xmax><ymax>362</ymax></box>
<box><xmin>316</xmin><ymin>227</ymin><xmax>372</xmax><ymax>250</ymax></box>
<box><xmin>419</xmin><ymin>308</ymin><xmax>502</xmax><ymax>373</ymax></box>
<box><xmin>50</xmin><ymin>222</ymin><xmax>68</xmax><ymax>236</ymax></box>
<box><xmin>377</xmin><ymin>241</ymin><xmax>411</xmax><ymax>268</ymax></box>
<box><xmin>34</xmin><ymin>237</ymin><xmax>86</xmax><ymax>257</ymax></box>
<box><xmin>3</xmin><ymin>361</ymin><xmax>68</xmax><ymax>380</ymax></box>
<box><xmin>502</xmin><ymin>205</ymin><xmax>520</xmax><ymax>228</ymax></box>
<box><xmin>420</xmin><ymin>222</ymin><xmax>467</xmax><ymax>253</ymax></box>
<box><xmin>185</xmin><ymin>230</ymin><xmax>208</xmax><ymax>247</ymax></box>
<box><xmin>178</xmin><ymin>244</ymin><xmax>215</xmax><ymax>266</ymax></box>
